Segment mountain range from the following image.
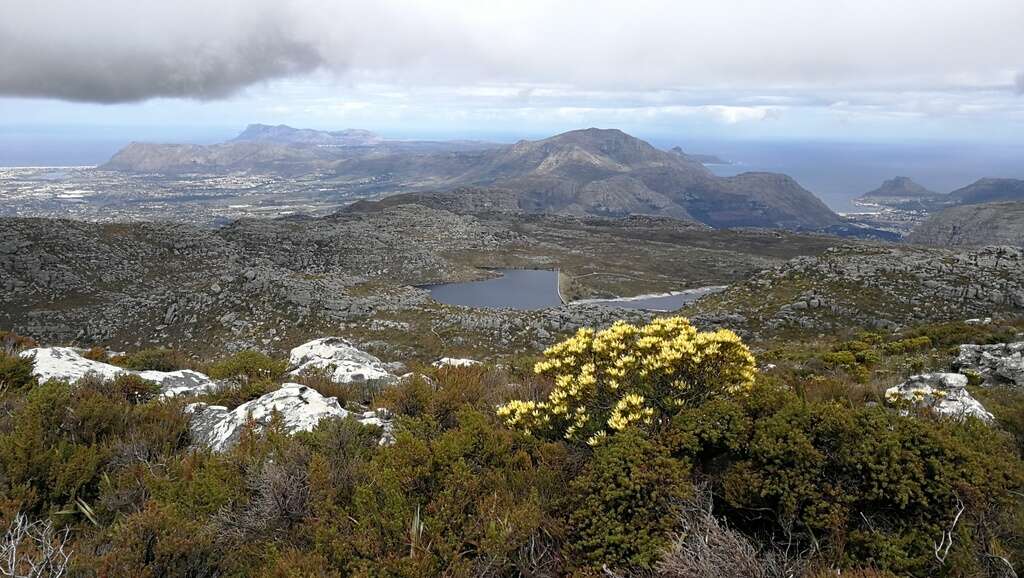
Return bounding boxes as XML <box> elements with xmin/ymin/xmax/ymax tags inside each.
<box><xmin>231</xmin><ymin>124</ymin><xmax>384</xmax><ymax>146</ymax></box>
<box><xmin>101</xmin><ymin>125</ymin><xmax>841</xmax><ymax>230</ymax></box>
<box><xmin>858</xmin><ymin>176</ymin><xmax>1024</xmax><ymax>208</ymax></box>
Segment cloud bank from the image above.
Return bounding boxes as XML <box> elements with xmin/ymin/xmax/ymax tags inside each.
<box><xmin>1</xmin><ymin>0</ymin><xmax>1022</xmax><ymax>103</ymax></box>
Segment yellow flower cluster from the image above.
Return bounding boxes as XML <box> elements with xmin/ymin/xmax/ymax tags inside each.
<box><xmin>498</xmin><ymin>316</ymin><xmax>757</xmax><ymax>444</ymax></box>
<box><xmin>607</xmin><ymin>393</ymin><xmax>654</xmax><ymax>431</ymax></box>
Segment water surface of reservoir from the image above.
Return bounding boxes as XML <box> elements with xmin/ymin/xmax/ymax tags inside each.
<box><xmin>422</xmin><ymin>269</ymin><xmax>562</xmax><ymax>310</ymax></box>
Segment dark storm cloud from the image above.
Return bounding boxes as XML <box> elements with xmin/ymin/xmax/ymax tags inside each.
<box><xmin>0</xmin><ymin>0</ymin><xmax>326</xmax><ymax>103</ymax></box>
<box><xmin>2</xmin><ymin>0</ymin><xmax>1023</xmax><ymax>104</ymax></box>
<box><xmin>0</xmin><ymin>37</ymin><xmax>321</xmax><ymax>103</ymax></box>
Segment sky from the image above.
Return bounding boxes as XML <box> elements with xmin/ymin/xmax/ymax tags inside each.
<box><xmin>1</xmin><ymin>0</ymin><xmax>1024</xmax><ymax>145</ymax></box>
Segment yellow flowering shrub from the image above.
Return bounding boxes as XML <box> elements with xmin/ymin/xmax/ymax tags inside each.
<box><xmin>497</xmin><ymin>316</ymin><xmax>756</xmax><ymax>444</ymax></box>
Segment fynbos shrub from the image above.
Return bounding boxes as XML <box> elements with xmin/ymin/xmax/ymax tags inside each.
<box><xmin>498</xmin><ymin>316</ymin><xmax>756</xmax><ymax>444</ymax></box>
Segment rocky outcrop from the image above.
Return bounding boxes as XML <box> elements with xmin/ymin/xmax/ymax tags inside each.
<box><xmin>908</xmin><ymin>202</ymin><xmax>1024</xmax><ymax>248</ymax></box>
<box><xmin>695</xmin><ymin>245</ymin><xmax>1024</xmax><ymax>336</ymax></box>
<box><xmin>955</xmin><ymin>342</ymin><xmax>1024</xmax><ymax>387</ymax></box>
<box><xmin>885</xmin><ymin>373</ymin><xmax>993</xmax><ymax>422</ymax></box>
<box><xmin>187</xmin><ymin>383</ymin><xmax>393</xmax><ymax>452</ymax></box>
<box><xmin>287</xmin><ymin>337</ymin><xmax>394</xmax><ymax>383</ymax></box>
<box><xmin>20</xmin><ymin>347</ymin><xmax>220</xmax><ymax>398</ymax></box>
<box><xmin>0</xmin><ymin>207</ymin><xmax>509</xmax><ymax>352</ymax></box>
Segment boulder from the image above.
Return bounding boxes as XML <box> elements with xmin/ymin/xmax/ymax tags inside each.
<box><xmin>954</xmin><ymin>342</ymin><xmax>1024</xmax><ymax>387</ymax></box>
<box><xmin>885</xmin><ymin>373</ymin><xmax>993</xmax><ymax>422</ymax></box>
<box><xmin>433</xmin><ymin>357</ymin><xmax>482</xmax><ymax>368</ymax></box>
<box><xmin>287</xmin><ymin>337</ymin><xmax>393</xmax><ymax>383</ymax></box>
<box><xmin>186</xmin><ymin>383</ymin><xmax>393</xmax><ymax>452</ymax></box>
<box><xmin>22</xmin><ymin>346</ymin><xmax>123</xmax><ymax>383</ymax></box>
<box><xmin>20</xmin><ymin>347</ymin><xmax>220</xmax><ymax>398</ymax></box>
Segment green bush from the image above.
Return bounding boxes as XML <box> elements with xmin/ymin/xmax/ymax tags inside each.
<box><xmin>881</xmin><ymin>335</ymin><xmax>933</xmax><ymax>356</ymax></box>
<box><xmin>973</xmin><ymin>387</ymin><xmax>1024</xmax><ymax>455</ymax></box>
<box><xmin>0</xmin><ymin>350</ymin><xmax>36</xmax><ymax>392</ymax></box>
<box><xmin>207</xmin><ymin>350</ymin><xmax>287</xmax><ymax>383</ymax></box>
<box><xmin>0</xmin><ymin>375</ymin><xmax>190</xmax><ymax>520</ymax></box>
<box><xmin>106</xmin><ymin>373</ymin><xmax>162</xmax><ymax>404</ymax></box>
<box><xmin>666</xmin><ymin>384</ymin><xmax>1024</xmax><ymax>576</ymax></box>
<box><xmin>90</xmin><ymin>502</ymin><xmax>223</xmax><ymax>577</ymax></box>
<box><xmin>822</xmin><ymin>350</ymin><xmax>858</xmax><ymax>368</ymax></box>
<box><xmin>566</xmin><ymin>428</ymin><xmax>691</xmax><ymax>570</ymax></box>
<box><xmin>114</xmin><ymin>348</ymin><xmax>187</xmax><ymax>372</ymax></box>
<box><xmin>350</xmin><ymin>410</ymin><xmax>566</xmax><ymax>575</ymax></box>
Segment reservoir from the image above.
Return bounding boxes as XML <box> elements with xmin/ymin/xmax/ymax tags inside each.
<box><xmin>422</xmin><ymin>269</ymin><xmax>563</xmax><ymax>310</ymax></box>
<box><xmin>422</xmin><ymin>269</ymin><xmax>725</xmax><ymax>311</ymax></box>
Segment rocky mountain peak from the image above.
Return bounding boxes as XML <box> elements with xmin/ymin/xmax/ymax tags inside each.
<box><xmin>861</xmin><ymin>176</ymin><xmax>937</xmax><ymax>198</ymax></box>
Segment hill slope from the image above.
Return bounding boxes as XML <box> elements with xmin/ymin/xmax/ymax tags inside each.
<box><xmin>908</xmin><ymin>201</ymin><xmax>1024</xmax><ymax>247</ymax></box>
<box><xmin>947</xmin><ymin>178</ymin><xmax>1024</xmax><ymax>206</ymax></box>
<box><xmin>449</xmin><ymin>128</ymin><xmax>841</xmax><ymax>229</ymax></box>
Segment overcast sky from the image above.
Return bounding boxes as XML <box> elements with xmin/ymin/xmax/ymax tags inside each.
<box><xmin>1</xmin><ymin>0</ymin><xmax>1023</xmax><ymax>143</ymax></box>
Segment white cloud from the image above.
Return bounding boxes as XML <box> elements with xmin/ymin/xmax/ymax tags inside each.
<box><xmin>1</xmin><ymin>0</ymin><xmax>1023</xmax><ymax>103</ymax></box>
<box><xmin>702</xmin><ymin>106</ymin><xmax>780</xmax><ymax>124</ymax></box>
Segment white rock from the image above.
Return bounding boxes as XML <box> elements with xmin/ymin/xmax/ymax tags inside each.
<box><xmin>22</xmin><ymin>347</ymin><xmax>125</xmax><ymax>383</ymax></box>
<box><xmin>432</xmin><ymin>357</ymin><xmax>481</xmax><ymax>368</ymax></box>
<box><xmin>885</xmin><ymin>373</ymin><xmax>993</xmax><ymax>422</ymax></box>
<box><xmin>20</xmin><ymin>347</ymin><xmax>220</xmax><ymax>398</ymax></box>
<box><xmin>287</xmin><ymin>337</ymin><xmax>393</xmax><ymax>383</ymax></box>
<box><xmin>187</xmin><ymin>383</ymin><xmax>393</xmax><ymax>452</ymax></box>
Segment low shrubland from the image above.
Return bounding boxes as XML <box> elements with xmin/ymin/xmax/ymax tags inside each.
<box><xmin>0</xmin><ymin>318</ymin><xmax>1022</xmax><ymax>577</ymax></box>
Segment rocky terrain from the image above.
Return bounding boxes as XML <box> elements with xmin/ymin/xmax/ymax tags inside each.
<box><xmin>885</xmin><ymin>372</ymin><xmax>993</xmax><ymax>422</ymax></box>
<box><xmin>0</xmin><ymin>206</ymin><xmax>846</xmax><ymax>359</ymax></box>
<box><xmin>691</xmin><ymin>244</ymin><xmax>1024</xmax><ymax>337</ymax></box>
<box><xmin>3</xmin><ymin>200</ymin><xmax>1023</xmax><ymax>361</ymax></box>
<box><xmin>955</xmin><ymin>341</ymin><xmax>1024</xmax><ymax>386</ymax></box>
<box><xmin>22</xmin><ymin>346</ymin><xmax>220</xmax><ymax>398</ymax></box>
<box><xmin>908</xmin><ymin>201</ymin><xmax>1024</xmax><ymax>247</ymax></box>
<box><xmin>187</xmin><ymin>384</ymin><xmax>393</xmax><ymax>452</ymax></box>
